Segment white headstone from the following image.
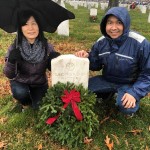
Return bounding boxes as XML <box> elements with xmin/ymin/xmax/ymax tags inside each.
<box><xmin>90</xmin><ymin>8</ymin><xmax>97</xmax><ymax>16</ymax></box>
<box><xmin>127</xmin><ymin>4</ymin><xmax>130</xmax><ymax>11</ymax></box>
<box><xmin>87</xmin><ymin>3</ymin><xmax>92</xmax><ymax>9</ymax></box>
<box><xmin>74</xmin><ymin>3</ymin><xmax>78</xmax><ymax>9</ymax></box>
<box><xmin>95</xmin><ymin>2</ymin><xmax>98</xmax><ymax>8</ymax></box>
<box><xmin>57</xmin><ymin>0</ymin><xmax>70</xmax><ymax>36</ymax></box>
<box><xmin>141</xmin><ymin>5</ymin><xmax>147</xmax><ymax>13</ymax></box>
<box><xmin>100</xmin><ymin>3</ymin><xmax>107</xmax><ymax>10</ymax></box>
<box><xmin>57</xmin><ymin>20</ymin><xmax>69</xmax><ymax>36</ymax></box>
<box><xmin>148</xmin><ymin>12</ymin><xmax>150</xmax><ymax>23</ymax></box>
<box><xmin>51</xmin><ymin>54</ymin><xmax>89</xmax><ymax>89</ymax></box>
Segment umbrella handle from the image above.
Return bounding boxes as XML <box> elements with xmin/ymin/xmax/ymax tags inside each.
<box><xmin>15</xmin><ymin>63</ymin><xmax>18</xmax><ymax>74</ymax></box>
<box><xmin>15</xmin><ymin>31</ymin><xmax>19</xmax><ymax>49</ymax></box>
<box><xmin>15</xmin><ymin>31</ymin><xmax>19</xmax><ymax>74</ymax></box>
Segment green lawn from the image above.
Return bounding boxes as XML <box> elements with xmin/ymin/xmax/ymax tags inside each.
<box><xmin>0</xmin><ymin>5</ymin><xmax>150</xmax><ymax>150</ymax></box>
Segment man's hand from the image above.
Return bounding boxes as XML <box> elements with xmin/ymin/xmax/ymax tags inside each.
<box><xmin>121</xmin><ymin>93</ymin><xmax>136</xmax><ymax>108</ymax></box>
<box><xmin>74</xmin><ymin>50</ymin><xmax>89</xmax><ymax>58</ymax></box>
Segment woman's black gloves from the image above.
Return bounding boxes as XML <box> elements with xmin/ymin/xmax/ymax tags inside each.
<box><xmin>49</xmin><ymin>52</ymin><xmax>60</xmax><ymax>60</ymax></box>
<box><xmin>8</xmin><ymin>48</ymin><xmax>22</xmax><ymax>64</ymax></box>
<box><xmin>48</xmin><ymin>52</ymin><xmax>60</xmax><ymax>70</ymax></box>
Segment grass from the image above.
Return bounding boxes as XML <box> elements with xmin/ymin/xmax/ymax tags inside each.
<box><xmin>0</xmin><ymin>4</ymin><xmax>150</xmax><ymax>150</ymax></box>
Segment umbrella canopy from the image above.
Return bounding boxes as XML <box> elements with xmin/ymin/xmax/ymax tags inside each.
<box><xmin>0</xmin><ymin>0</ymin><xmax>75</xmax><ymax>33</ymax></box>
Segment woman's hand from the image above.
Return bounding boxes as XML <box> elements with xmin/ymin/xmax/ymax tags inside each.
<box><xmin>121</xmin><ymin>93</ymin><xmax>136</xmax><ymax>108</ymax></box>
<box><xmin>74</xmin><ymin>50</ymin><xmax>89</xmax><ymax>58</ymax></box>
<box><xmin>8</xmin><ymin>48</ymin><xmax>22</xmax><ymax>64</ymax></box>
<box><xmin>47</xmin><ymin>52</ymin><xmax>60</xmax><ymax>71</ymax></box>
<box><xmin>48</xmin><ymin>52</ymin><xmax>60</xmax><ymax>60</ymax></box>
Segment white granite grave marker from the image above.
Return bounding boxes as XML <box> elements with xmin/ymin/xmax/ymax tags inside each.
<box><xmin>57</xmin><ymin>0</ymin><xmax>69</xmax><ymax>36</ymax></box>
<box><xmin>90</xmin><ymin>8</ymin><xmax>97</xmax><ymax>16</ymax></box>
<box><xmin>148</xmin><ymin>12</ymin><xmax>150</xmax><ymax>23</ymax></box>
<box><xmin>141</xmin><ymin>5</ymin><xmax>147</xmax><ymax>13</ymax></box>
<box><xmin>51</xmin><ymin>54</ymin><xmax>89</xmax><ymax>89</ymax></box>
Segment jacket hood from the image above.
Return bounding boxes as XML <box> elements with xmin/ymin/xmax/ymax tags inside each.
<box><xmin>100</xmin><ymin>7</ymin><xmax>130</xmax><ymax>38</ymax></box>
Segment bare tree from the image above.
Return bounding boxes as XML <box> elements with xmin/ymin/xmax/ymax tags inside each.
<box><xmin>108</xmin><ymin>0</ymin><xmax>119</xmax><ymax>9</ymax></box>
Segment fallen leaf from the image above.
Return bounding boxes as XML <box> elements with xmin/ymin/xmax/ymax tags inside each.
<box><xmin>145</xmin><ymin>146</ymin><xmax>149</xmax><ymax>150</ymax></box>
<box><xmin>110</xmin><ymin>119</ymin><xmax>122</xmax><ymax>125</ymax></box>
<box><xmin>38</xmin><ymin>143</ymin><xmax>42</xmax><ymax>150</ymax></box>
<box><xmin>100</xmin><ymin>116</ymin><xmax>110</xmax><ymax>124</ymax></box>
<box><xmin>111</xmin><ymin>134</ymin><xmax>120</xmax><ymax>145</ymax></box>
<box><xmin>104</xmin><ymin>135</ymin><xmax>114</xmax><ymax>150</ymax></box>
<box><xmin>84</xmin><ymin>137</ymin><xmax>93</xmax><ymax>144</ymax></box>
<box><xmin>16</xmin><ymin>133</ymin><xmax>23</xmax><ymax>141</ymax></box>
<box><xmin>0</xmin><ymin>79</ymin><xmax>11</xmax><ymax>97</ymax></box>
<box><xmin>127</xmin><ymin>129</ymin><xmax>142</xmax><ymax>135</ymax></box>
<box><xmin>124</xmin><ymin>140</ymin><xmax>128</xmax><ymax>147</ymax></box>
<box><xmin>0</xmin><ymin>117</ymin><xmax>8</xmax><ymax>124</ymax></box>
<box><xmin>93</xmin><ymin>145</ymin><xmax>101</xmax><ymax>150</ymax></box>
<box><xmin>0</xmin><ymin>141</ymin><xmax>7</xmax><ymax>149</ymax></box>
<box><xmin>148</xmin><ymin>126</ymin><xmax>150</xmax><ymax>132</ymax></box>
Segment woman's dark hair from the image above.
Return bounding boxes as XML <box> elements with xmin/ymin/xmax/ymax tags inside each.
<box><xmin>14</xmin><ymin>9</ymin><xmax>47</xmax><ymax>48</ymax></box>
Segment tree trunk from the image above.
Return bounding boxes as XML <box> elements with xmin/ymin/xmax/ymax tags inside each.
<box><xmin>108</xmin><ymin>0</ymin><xmax>119</xmax><ymax>10</ymax></box>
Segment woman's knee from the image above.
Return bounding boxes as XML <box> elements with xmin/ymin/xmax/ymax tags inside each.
<box><xmin>11</xmin><ymin>87</ymin><xmax>30</xmax><ymax>100</ymax></box>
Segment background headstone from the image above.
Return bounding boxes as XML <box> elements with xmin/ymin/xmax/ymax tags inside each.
<box><xmin>51</xmin><ymin>54</ymin><xmax>89</xmax><ymax>89</ymax></box>
<box><xmin>57</xmin><ymin>0</ymin><xmax>69</xmax><ymax>36</ymax></box>
<box><xmin>90</xmin><ymin>8</ymin><xmax>97</xmax><ymax>16</ymax></box>
<box><xmin>141</xmin><ymin>5</ymin><xmax>147</xmax><ymax>13</ymax></box>
<box><xmin>148</xmin><ymin>12</ymin><xmax>150</xmax><ymax>23</ymax></box>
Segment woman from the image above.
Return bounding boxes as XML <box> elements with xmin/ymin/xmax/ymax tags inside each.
<box><xmin>3</xmin><ymin>9</ymin><xmax>60</xmax><ymax>110</ymax></box>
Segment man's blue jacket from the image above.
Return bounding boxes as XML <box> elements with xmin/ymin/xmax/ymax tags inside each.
<box><xmin>89</xmin><ymin>7</ymin><xmax>150</xmax><ymax>101</ymax></box>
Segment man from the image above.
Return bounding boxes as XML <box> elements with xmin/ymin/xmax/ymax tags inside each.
<box><xmin>75</xmin><ymin>7</ymin><xmax>150</xmax><ymax>116</ymax></box>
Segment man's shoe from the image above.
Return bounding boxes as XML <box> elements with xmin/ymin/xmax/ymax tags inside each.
<box><xmin>125</xmin><ymin>113</ymin><xmax>134</xmax><ymax>119</ymax></box>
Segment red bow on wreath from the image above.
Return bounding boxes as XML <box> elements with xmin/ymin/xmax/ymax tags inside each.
<box><xmin>46</xmin><ymin>89</ymin><xmax>83</xmax><ymax>125</ymax></box>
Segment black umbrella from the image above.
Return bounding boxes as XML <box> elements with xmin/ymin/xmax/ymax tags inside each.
<box><xmin>0</xmin><ymin>0</ymin><xmax>75</xmax><ymax>33</ymax></box>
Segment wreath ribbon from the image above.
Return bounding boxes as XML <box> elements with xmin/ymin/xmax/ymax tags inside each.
<box><xmin>46</xmin><ymin>89</ymin><xmax>83</xmax><ymax>125</ymax></box>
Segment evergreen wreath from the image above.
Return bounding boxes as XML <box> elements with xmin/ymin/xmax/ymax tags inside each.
<box><xmin>89</xmin><ymin>15</ymin><xmax>97</xmax><ymax>22</ymax></box>
<box><xmin>37</xmin><ymin>82</ymin><xmax>99</xmax><ymax>148</ymax></box>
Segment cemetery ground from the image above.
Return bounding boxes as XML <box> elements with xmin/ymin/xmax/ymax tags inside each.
<box><xmin>0</xmin><ymin>5</ymin><xmax>150</xmax><ymax>150</ymax></box>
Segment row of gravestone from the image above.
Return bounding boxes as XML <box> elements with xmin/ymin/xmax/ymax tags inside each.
<box><xmin>55</xmin><ymin>1</ymin><xmax>148</xmax><ymax>37</ymax></box>
<box><xmin>68</xmin><ymin>1</ymin><xmax>150</xmax><ymax>11</ymax></box>
<box><xmin>58</xmin><ymin>1</ymin><xmax>150</xmax><ymax>36</ymax></box>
